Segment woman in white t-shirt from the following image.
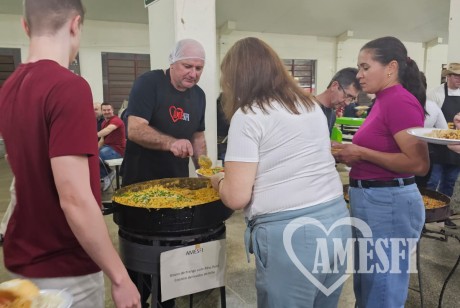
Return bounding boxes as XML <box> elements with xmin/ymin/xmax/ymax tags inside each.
<box><xmin>210</xmin><ymin>37</ymin><xmax>351</xmax><ymax>308</ymax></box>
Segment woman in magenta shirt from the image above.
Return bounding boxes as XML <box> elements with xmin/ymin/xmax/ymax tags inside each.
<box><xmin>334</xmin><ymin>36</ymin><xmax>429</xmax><ymax>308</ymax></box>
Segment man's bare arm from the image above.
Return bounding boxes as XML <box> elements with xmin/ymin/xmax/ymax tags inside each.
<box><xmin>98</xmin><ymin>136</ymin><xmax>104</xmax><ymax>149</ymax></box>
<box><xmin>128</xmin><ymin>115</ymin><xmax>194</xmax><ymax>158</ymax></box>
<box><xmin>191</xmin><ymin>131</ymin><xmax>207</xmax><ymax>168</ymax></box>
<box><xmin>51</xmin><ymin>156</ymin><xmax>140</xmax><ymax>306</ymax></box>
<box><xmin>127</xmin><ymin>115</ymin><xmax>175</xmax><ymax>150</ymax></box>
<box><xmin>97</xmin><ymin>124</ymin><xmax>117</xmax><ymax>138</ymax></box>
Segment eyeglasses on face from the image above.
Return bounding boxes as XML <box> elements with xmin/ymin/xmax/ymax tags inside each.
<box><xmin>338</xmin><ymin>82</ymin><xmax>356</xmax><ymax>102</ymax></box>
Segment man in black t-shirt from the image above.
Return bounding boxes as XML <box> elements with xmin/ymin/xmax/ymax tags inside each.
<box><xmin>121</xmin><ymin>38</ymin><xmax>207</xmax><ymax>308</ymax></box>
<box><xmin>122</xmin><ymin>39</ymin><xmax>207</xmax><ymax>185</ymax></box>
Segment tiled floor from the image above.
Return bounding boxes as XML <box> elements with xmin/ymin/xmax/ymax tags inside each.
<box><xmin>1</xmin><ymin>157</ymin><xmax>460</xmax><ymax>307</ymax></box>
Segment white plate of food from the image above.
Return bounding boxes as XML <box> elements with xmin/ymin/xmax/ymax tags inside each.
<box><xmin>354</xmin><ymin>106</ymin><xmax>370</xmax><ymax>110</ymax></box>
<box><xmin>196</xmin><ymin>167</ymin><xmax>224</xmax><ymax>178</ymax></box>
<box><xmin>34</xmin><ymin>289</ymin><xmax>73</xmax><ymax>308</ymax></box>
<box><xmin>407</xmin><ymin>128</ymin><xmax>460</xmax><ymax>145</ymax></box>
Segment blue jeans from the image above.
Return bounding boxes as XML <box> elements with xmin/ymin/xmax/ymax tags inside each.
<box><xmin>246</xmin><ymin>197</ymin><xmax>351</xmax><ymax>308</ymax></box>
<box><xmin>99</xmin><ymin>145</ymin><xmax>122</xmax><ymax>177</ymax></box>
<box><xmin>426</xmin><ymin>163</ymin><xmax>460</xmax><ymax>197</ymax></box>
<box><xmin>349</xmin><ymin>183</ymin><xmax>424</xmax><ymax>308</ymax></box>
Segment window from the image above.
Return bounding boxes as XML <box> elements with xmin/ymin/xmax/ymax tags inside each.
<box><xmin>283</xmin><ymin>59</ymin><xmax>316</xmax><ymax>93</ymax></box>
<box><xmin>102</xmin><ymin>52</ymin><xmax>150</xmax><ymax>114</ymax></box>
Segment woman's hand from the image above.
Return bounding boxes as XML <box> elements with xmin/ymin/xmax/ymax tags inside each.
<box><xmin>454</xmin><ymin>113</ymin><xmax>460</xmax><ymax>129</ymax></box>
<box><xmin>332</xmin><ymin>143</ymin><xmax>363</xmax><ymax>166</ymax></box>
<box><xmin>448</xmin><ymin>144</ymin><xmax>460</xmax><ymax>154</ymax></box>
<box><xmin>210</xmin><ymin>172</ymin><xmax>225</xmax><ymax>191</ymax></box>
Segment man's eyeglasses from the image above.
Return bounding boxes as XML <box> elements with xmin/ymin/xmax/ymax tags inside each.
<box><xmin>338</xmin><ymin>83</ymin><xmax>356</xmax><ymax>102</ymax></box>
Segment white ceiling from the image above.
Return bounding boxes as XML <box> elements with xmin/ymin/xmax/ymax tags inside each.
<box><xmin>0</xmin><ymin>0</ymin><xmax>451</xmax><ymax>43</ymax></box>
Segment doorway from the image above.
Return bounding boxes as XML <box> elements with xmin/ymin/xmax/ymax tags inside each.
<box><xmin>0</xmin><ymin>48</ymin><xmax>21</xmax><ymax>87</ymax></box>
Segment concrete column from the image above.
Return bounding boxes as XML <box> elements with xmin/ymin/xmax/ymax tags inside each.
<box><xmin>147</xmin><ymin>0</ymin><xmax>218</xmax><ymax>165</ymax></box>
<box><xmin>447</xmin><ymin>0</ymin><xmax>460</xmax><ymax>62</ymax></box>
<box><xmin>335</xmin><ymin>30</ymin><xmax>354</xmax><ymax>71</ymax></box>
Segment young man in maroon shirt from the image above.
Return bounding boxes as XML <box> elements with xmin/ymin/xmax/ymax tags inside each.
<box><xmin>0</xmin><ymin>1</ymin><xmax>139</xmax><ymax>307</ymax></box>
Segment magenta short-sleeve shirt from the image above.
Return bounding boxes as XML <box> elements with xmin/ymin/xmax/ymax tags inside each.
<box><xmin>350</xmin><ymin>85</ymin><xmax>424</xmax><ymax>180</ymax></box>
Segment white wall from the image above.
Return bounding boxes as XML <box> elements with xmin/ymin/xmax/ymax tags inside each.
<box><xmin>219</xmin><ymin>31</ymin><xmax>336</xmax><ymax>93</ymax></box>
<box><xmin>0</xmin><ymin>14</ymin><xmax>29</xmax><ymax>61</ymax></box>
<box><xmin>0</xmin><ymin>13</ymin><xmax>450</xmax><ymax>136</ymax></box>
<box><xmin>0</xmin><ymin>14</ymin><xmax>150</xmax><ymax>102</ymax></box>
<box><xmin>425</xmin><ymin>44</ymin><xmax>449</xmax><ymax>89</ymax></box>
<box><xmin>219</xmin><ymin>31</ymin><xmax>448</xmax><ymax>93</ymax></box>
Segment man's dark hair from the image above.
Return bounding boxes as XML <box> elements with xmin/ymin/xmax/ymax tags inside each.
<box><xmin>101</xmin><ymin>102</ymin><xmax>113</xmax><ymax>108</ymax></box>
<box><xmin>327</xmin><ymin>67</ymin><xmax>361</xmax><ymax>91</ymax></box>
<box><xmin>419</xmin><ymin>72</ymin><xmax>427</xmax><ymax>90</ymax></box>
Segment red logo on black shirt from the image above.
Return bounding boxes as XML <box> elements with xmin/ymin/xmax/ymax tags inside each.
<box><xmin>169</xmin><ymin>106</ymin><xmax>184</xmax><ymax>122</ymax></box>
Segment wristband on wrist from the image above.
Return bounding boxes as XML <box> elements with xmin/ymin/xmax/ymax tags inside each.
<box><xmin>217</xmin><ymin>177</ymin><xmax>224</xmax><ymax>188</ymax></box>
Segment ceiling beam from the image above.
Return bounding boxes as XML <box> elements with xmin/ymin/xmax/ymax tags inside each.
<box><xmin>424</xmin><ymin>37</ymin><xmax>443</xmax><ymax>48</ymax></box>
<box><xmin>337</xmin><ymin>30</ymin><xmax>354</xmax><ymax>42</ymax></box>
<box><xmin>219</xmin><ymin>20</ymin><xmax>236</xmax><ymax>35</ymax></box>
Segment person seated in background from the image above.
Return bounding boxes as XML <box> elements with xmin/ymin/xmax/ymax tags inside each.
<box><xmin>98</xmin><ymin>102</ymin><xmax>126</xmax><ymax>191</ymax></box>
<box><xmin>93</xmin><ymin>102</ymin><xmax>104</xmax><ymax>132</ymax></box>
<box><xmin>313</xmin><ymin>67</ymin><xmax>361</xmax><ymax>134</ymax></box>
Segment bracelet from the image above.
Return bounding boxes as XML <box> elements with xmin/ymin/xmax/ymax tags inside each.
<box><xmin>217</xmin><ymin>177</ymin><xmax>224</xmax><ymax>189</ymax></box>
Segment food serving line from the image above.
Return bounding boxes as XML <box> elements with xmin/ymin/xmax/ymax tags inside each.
<box><xmin>103</xmin><ymin>177</ymin><xmax>233</xmax><ymax>308</ymax></box>
<box><xmin>101</xmin><ymin>128</ymin><xmax>460</xmax><ymax>308</ymax></box>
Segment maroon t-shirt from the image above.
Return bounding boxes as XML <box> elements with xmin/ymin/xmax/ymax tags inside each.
<box><xmin>102</xmin><ymin>116</ymin><xmax>126</xmax><ymax>156</ymax></box>
<box><xmin>0</xmin><ymin>60</ymin><xmax>101</xmax><ymax>277</ymax></box>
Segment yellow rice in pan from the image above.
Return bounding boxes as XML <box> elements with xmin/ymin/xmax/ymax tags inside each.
<box><xmin>113</xmin><ymin>185</ymin><xmax>220</xmax><ymax>209</ymax></box>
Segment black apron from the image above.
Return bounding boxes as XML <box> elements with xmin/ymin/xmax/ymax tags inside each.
<box><xmin>430</xmin><ymin>83</ymin><xmax>460</xmax><ymax>165</ymax></box>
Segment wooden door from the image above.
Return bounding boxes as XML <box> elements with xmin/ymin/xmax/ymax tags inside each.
<box><xmin>102</xmin><ymin>52</ymin><xmax>150</xmax><ymax>114</ymax></box>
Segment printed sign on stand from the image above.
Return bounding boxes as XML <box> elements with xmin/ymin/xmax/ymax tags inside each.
<box><xmin>160</xmin><ymin>239</ymin><xmax>226</xmax><ymax>302</ymax></box>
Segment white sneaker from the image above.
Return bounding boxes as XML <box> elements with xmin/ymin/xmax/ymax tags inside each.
<box><xmin>102</xmin><ymin>171</ymin><xmax>116</xmax><ymax>191</ymax></box>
